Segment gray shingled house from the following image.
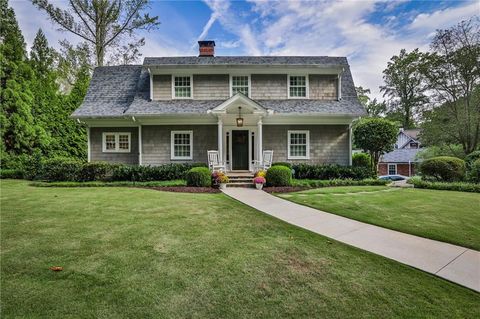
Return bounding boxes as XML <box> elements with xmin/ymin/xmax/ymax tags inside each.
<box><xmin>72</xmin><ymin>41</ymin><xmax>364</xmax><ymax>171</ymax></box>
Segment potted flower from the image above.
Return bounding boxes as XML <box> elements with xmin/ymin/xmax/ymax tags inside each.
<box><xmin>253</xmin><ymin>176</ymin><xmax>266</xmax><ymax>190</ymax></box>
<box><xmin>216</xmin><ymin>173</ymin><xmax>229</xmax><ymax>190</ymax></box>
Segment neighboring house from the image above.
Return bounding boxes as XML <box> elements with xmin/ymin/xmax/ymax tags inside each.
<box><xmin>72</xmin><ymin>41</ymin><xmax>364</xmax><ymax>171</ymax></box>
<box><xmin>378</xmin><ymin>128</ymin><xmax>422</xmax><ymax>176</ymax></box>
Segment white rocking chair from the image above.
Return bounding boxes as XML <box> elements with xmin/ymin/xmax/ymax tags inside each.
<box><xmin>207</xmin><ymin>150</ymin><xmax>226</xmax><ymax>172</ymax></box>
<box><xmin>253</xmin><ymin>150</ymin><xmax>274</xmax><ymax>171</ymax></box>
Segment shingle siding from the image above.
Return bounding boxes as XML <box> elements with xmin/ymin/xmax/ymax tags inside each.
<box><xmin>90</xmin><ymin>127</ymin><xmax>139</xmax><ymax>164</ymax></box>
<box><xmin>152</xmin><ymin>75</ymin><xmax>171</xmax><ymax>100</ymax></box>
<box><xmin>151</xmin><ymin>74</ymin><xmax>339</xmax><ymax>101</ymax></box>
<box><xmin>141</xmin><ymin>125</ymin><xmax>218</xmax><ymax>165</ymax></box>
<box><xmin>251</xmin><ymin>74</ymin><xmax>288</xmax><ymax>100</ymax></box>
<box><xmin>309</xmin><ymin>75</ymin><xmax>338</xmax><ymax>100</ymax></box>
<box><xmin>193</xmin><ymin>74</ymin><xmax>229</xmax><ymax>99</ymax></box>
<box><xmin>263</xmin><ymin>125</ymin><xmax>350</xmax><ymax>165</ymax></box>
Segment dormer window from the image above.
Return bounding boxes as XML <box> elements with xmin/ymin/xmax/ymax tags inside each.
<box><xmin>173</xmin><ymin>75</ymin><xmax>192</xmax><ymax>99</ymax></box>
<box><xmin>230</xmin><ymin>75</ymin><xmax>250</xmax><ymax>97</ymax></box>
<box><xmin>288</xmin><ymin>75</ymin><xmax>308</xmax><ymax>98</ymax></box>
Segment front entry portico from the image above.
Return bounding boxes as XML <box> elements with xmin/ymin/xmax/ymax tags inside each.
<box><xmin>209</xmin><ymin>93</ymin><xmax>269</xmax><ymax>171</ymax></box>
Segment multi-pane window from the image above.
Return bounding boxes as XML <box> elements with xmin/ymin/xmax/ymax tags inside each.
<box><xmin>171</xmin><ymin>131</ymin><xmax>193</xmax><ymax>160</ymax></box>
<box><xmin>102</xmin><ymin>132</ymin><xmax>131</xmax><ymax>152</ymax></box>
<box><xmin>288</xmin><ymin>130</ymin><xmax>309</xmax><ymax>159</ymax></box>
<box><xmin>173</xmin><ymin>76</ymin><xmax>192</xmax><ymax>98</ymax></box>
<box><xmin>289</xmin><ymin>75</ymin><xmax>307</xmax><ymax>98</ymax></box>
<box><xmin>388</xmin><ymin>164</ymin><xmax>397</xmax><ymax>175</ymax></box>
<box><xmin>231</xmin><ymin>75</ymin><xmax>249</xmax><ymax>96</ymax></box>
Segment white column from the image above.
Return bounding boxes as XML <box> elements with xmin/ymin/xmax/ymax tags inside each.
<box><xmin>87</xmin><ymin>126</ymin><xmax>91</xmax><ymax>162</ymax></box>
<box><xmin>257</xmin><ymin>118</ymin><xmax>263</xmax><ymax>161</ymax></box>
<box><xmin>217</xmin><ymin>118</ymin><xmax>223</xmax><ymax>162</ymax></box>
<box><xmin>348</xmin><ymin>124</ymin><xmax>352</xmax><ymax>165</ymax></box>
<box><xmin>148</xmin><ymin>68</ymin><xmax>153</xmax><ymax>101</ymax></box>
<box><xmin>138</xmin><ymin>125</ymin><xmax>143</xmax><ymax>165</ymax></box>
<box><xmin>338</xmin><ymin>74</ymin><xmax>342</xmax><ymax>100</ymax></box>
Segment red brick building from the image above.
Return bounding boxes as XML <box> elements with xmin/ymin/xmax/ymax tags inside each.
<box><xmin>378</xmin><ymin>129</ymin><xmax>422</xmax><ymax>177</ymax></box>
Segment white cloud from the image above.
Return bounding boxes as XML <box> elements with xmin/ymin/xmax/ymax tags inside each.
<box><xmin>202</xmin><ymin>0</ymin><xmax>262</xmax><ymax>55</ymax></box>
<box><xmin>247</xmin><ymin>0</ymin><xmax>477</xmax><ymax>100</ymax></box>
<box><xmin>409</xmin><ymin>2</ymin><xmax>479</xmax><ymax>31</ymax></box>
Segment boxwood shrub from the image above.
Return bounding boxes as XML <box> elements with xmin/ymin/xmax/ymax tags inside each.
<box><xmin>352</xmin><ymin>153</ymin><xmax>371</xmax><ymax>168</ymax></box>
<box><xmin>409</xmin><ymin>177</ymin><xmax>480</xmax><ymax>193</ymax></box>
<box><xmin>271</xmin><ymin>162</ymin><xmax>293</xmax><ymax>169</ymax></box>
<box><xmin>266</xmin><ymin>165</ymin><xmax>292</xmax><ymax>187</ymax></box>
<box><xmin>420</xmin><ymin>156</ymin><xmax>466</xmax><ymax>182</ymax></box>
<box><xmin>185</xmin><ymin>167</ymin><xmax>212</xmax><ymax>187</ymax></box>
<box><xmin>12</xmin><ymin>157</ymin><xmax>209</xmax><ymax>182</ymax></box>
<box><xmin>0</xmin><ymin>169</ymin><xmax>24</xmax><ymax>179</ymax></box>
<box><xmin>291</xmin><ymin>164</ymin><xmax>373</xmax><ymax>180</ymax></box>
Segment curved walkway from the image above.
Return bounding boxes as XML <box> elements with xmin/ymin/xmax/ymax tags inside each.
<box><xmin>223</xmin><ymin>188</ymin><xmax>480</xmax><ymax>292</ymax></box>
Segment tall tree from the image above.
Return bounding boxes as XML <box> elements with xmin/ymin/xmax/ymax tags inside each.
<box><xmin>31</xmin><ymin>0</ymin><xmax>160</xmax><ymax>66</ymax></box>
<box><xmin>420</xmin><ymin>18</ymin><xmax>480</xmax><ymax>155</ymax></box>
<box><xmin>353</xmin><ymin>118</ymin><xmax>398</xmax><ymax>173</ymax></box>
<box><xmin>0</xmin><ymin>0</ymin><xmax>44</xmax><ymax>156</ymax></box>
<box><xmin>355</xmin><ymin>86</ymin><xmax>387</xmax><ymax>117</ymax></box>
<box><xmin>380</xmin><ymin>49</ymin><xmax>428</xmax><ymax>128</ymax></box>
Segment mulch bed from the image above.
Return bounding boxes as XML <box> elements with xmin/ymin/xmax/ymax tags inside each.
<box><xmin>141</xmin><ymin>186</ymin><xmax>221</xmax><ymax>193</ymax></box>
<box><xmin>263</xmin><ymin>186</ymin><xmax>309</xmax><ymax>193</ymax></box>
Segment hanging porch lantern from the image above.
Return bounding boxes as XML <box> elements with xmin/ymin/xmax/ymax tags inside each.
<box><xmin>236</xmin><ymin>106</ymin><xmax>244</xmax><ymax>127</ymax></box>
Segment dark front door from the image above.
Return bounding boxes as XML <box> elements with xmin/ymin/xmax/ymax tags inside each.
<box><xmin>232</xmin><ymin>130</ymin><xmax>249</xmax><ymax>170</ymax></box>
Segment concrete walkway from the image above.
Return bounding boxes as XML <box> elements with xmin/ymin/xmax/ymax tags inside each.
<box><xmin>222</xmin><ymin>188</ymin><xmax>480</xmax><ymax>292</ymax></box>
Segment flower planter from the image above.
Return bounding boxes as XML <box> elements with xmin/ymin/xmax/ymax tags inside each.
<box><xmin>255</xmin><ymin>183</ymin><xmax>263</xmax><ymax>190</ymax></box>
<box><xmin>219</xmin><ymin>183</ymin><xmax>227</xmax><ymax>190</ymax></box>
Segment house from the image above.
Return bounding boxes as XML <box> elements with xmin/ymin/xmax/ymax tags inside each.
<box><xmin>378</xmin><ymin>128</ymin><xmax>422</xmax><ymax>177</ymax></box>
<box><xmin>72</xmin><ymin>41</ymin><xmax>364</xmax><ymax>172</ymax></box>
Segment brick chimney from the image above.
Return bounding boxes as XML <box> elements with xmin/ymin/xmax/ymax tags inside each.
<box><xmin>198</xmin><ymin>40</ymin><xmax>215</xmax><ymax>57</ymax></box>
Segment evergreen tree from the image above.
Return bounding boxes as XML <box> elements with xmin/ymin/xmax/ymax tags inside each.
<box><xmin>0</xmin><ymin>0</ymin><xmax>42</xmax><ymax>156</ymax></box>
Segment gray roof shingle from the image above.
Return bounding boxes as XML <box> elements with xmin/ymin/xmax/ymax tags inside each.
<box><xmin>72</xmin><ymin>65</ymin><xmax>142</xmax><ymax>117</ymax></box>
<box><xmin>381</xmin><ymin>149</ymin><xmax>421</xmax><ymax>163</ymax></box>
<box><xmin>144</xmin><ymin>56</ymin><xmax>348</xmax><ymax>66</ymax></box>
<box><xmin>73</xmin><ymin>56</ymin><xmax>364</xmax><ymax>118</ymax></box>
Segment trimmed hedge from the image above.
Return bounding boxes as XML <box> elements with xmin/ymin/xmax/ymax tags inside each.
<box><xmin>292</xmin><ymin>164</ymin><xmax>374</xmax><ymax>180</ymax></box>
<box><xmin>352</xmin><ymin>153</ymin><xmax>371</xmax><ymax>168</ymax></box>
<box><xmin>266</xmin><ymin>166</ymin><xmax>292</xmax><ymax>187</ymax></box>
<box><xmin>0</xmin><ymin>157</ymin><xmax>208</xmax><ymax>182</ymax></box>
<box><xmin>0</xmin><ymin>169</ymin><xmax>24</xmax><ymax>179</ymax></box>
<box><xmin>271</xmin><ymin>162</ymin><xmax>293</xmax><ymax>169</ymax></box>
<box><xmin>409</xmin><ymin>177</ymin><xmax>480</xmax><ymax>193</ymax></box>
<box><xmin>30</xmin><ymin>180</ymin><xmax>186</xmax><ymax>188</ymax></box>
<box><xmin>420</xmin><ymin>156</ymin><xmax>466</xmax><ymax>182</ymax></box>
<box><xmin>186</xmin><ymin>167</ymin><xmax>212</xmax><ymax>187</ymax></box>
<box><xmin>292</xmin><ymin>178</ymin><xmax>389</xmax><ymax>188</ymax></box>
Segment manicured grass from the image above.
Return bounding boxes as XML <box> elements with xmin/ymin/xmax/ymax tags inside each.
<box><xmin>279</xmin><ymin>186</ymin><xmax>480</xmax><ymax>250</ymax></box>
<box><xmin>1</xmin><ymin>180</ymin><xmax>479</xmax><ymax>318</ymax></box>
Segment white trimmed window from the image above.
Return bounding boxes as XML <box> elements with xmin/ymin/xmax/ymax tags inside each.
<box><xmin>171</xmin><ymin>131</ymin><xmax>193</xmax><ymax>160</ymax></box>
<box><xmin>172</xmin><ymin>75</ymin><xmax>192</xmax><ymax>98</ymax></box>
<box><xmin>288</xmin><ymin>130</ymin><xmax>310</xmax><ymax>159</ymax></box>
<box><xmin>102</xmin><ymin>132</ymin><xmax>131</xmax><ymax>153</ymax></box>
<box><xmin>230</xmin><ymin>75</ymin><xmax>250</xmax><ymax>97</ymax></box>
<box><xmin>288</xmin><ymin>75</ymin><xmax>308</xmax><ymax>98</ymax></box>
<box><xmin>388</xmin><ymin>164</ymin><xmax>397</xmax><ymax>175</ymax></box>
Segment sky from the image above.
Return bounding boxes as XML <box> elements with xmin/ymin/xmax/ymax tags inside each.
<box><xmin>10</xmin><ymin>0</ymin><xmax>480</xmax><ymax>99</ymax></box>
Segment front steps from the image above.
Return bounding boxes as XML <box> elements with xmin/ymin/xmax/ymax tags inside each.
<box><xmin>227</xmin><ymin>172</ymin><xmax>255</xmax><ymax>188</ymax></box>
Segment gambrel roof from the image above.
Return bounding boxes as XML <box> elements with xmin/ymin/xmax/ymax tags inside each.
<box><xmin>72</xmin><ymin>56</ymin><xmax>364</xmax><ymax>118</ymax></box>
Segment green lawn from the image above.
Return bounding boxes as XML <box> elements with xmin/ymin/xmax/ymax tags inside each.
<box><xmin>278</xmin><ymin>186</ymin><xmax>480</xmax><ymax>250</ymax></box>
<box><xmin>1</xmin><ymin>180</ymin><xmax>479</xmax><ymax>318</ymax></box>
